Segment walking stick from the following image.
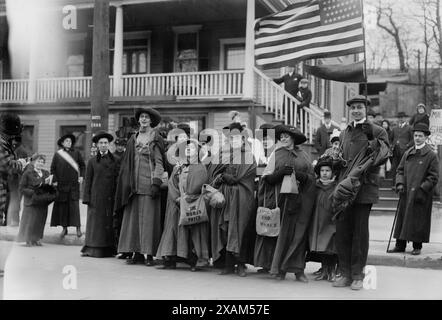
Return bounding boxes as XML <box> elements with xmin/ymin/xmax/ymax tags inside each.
<box><xmin>386</xmin><ymin>193</ymin><xmax>402</xmax><ymax>253</ymax></box>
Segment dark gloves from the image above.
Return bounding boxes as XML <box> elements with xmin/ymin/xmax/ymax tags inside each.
<box><xmin>361</xmin><ymin>123</ymin><xmax>374</xmax><ymax>140</ymax></box>
<box><xmin>295</xmin><ymin>171</ymin><xmax>309</xmax><ymax>185</ymax></box>
<box><xmin>415</xmin><ymin>187</ymin><xmax>427</xmax><ymax>203</ymax></box>
<box><xmin>264</xmin><ymin>166</ymin><xmax>293</xmax><ymax>185</ymax></box>
<box><xmin>222</xmin><ymin>173</ymin><xmax>237</xmax><ymax>185</ymax></box>
<box><xmin>151</xmin><ymin>178</ymin><xmax>162</xmax><ymax>199</ymax></box>
<box><xmin>396</xmin><ymin>184</ymin><xmax>405</xmax><ymax>194</ymax></box>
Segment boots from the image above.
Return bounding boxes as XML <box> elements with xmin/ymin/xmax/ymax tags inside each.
<box><xmin>219</xmin><ymin>253</ymin><xmax>235</xmax><ymax>275</ymax></box>
<box><xmin>60</xmin><ymin>227</ymin><xmax>68</xmax><ymax>238</ymax></box>
<box><xmin>126</xmin><ymin>252</ymin><xmax>145</xmax><ymax>265</ymax></box>
<box><xmin>327</xmin><ymin>265</ymin><xmax>337</xmax><ymax>282</ymax></box>
<box><xmin>76</xmin><ymin>227</ymin><xmax>82</xmax><ymax>238</ymax></box>
<box><xmin>314</xmin><ymin>266</ymin><xmax>328</xmax><ymax>281</ymax></box>
<box><xmin>237</xmin><ymin>264</ymin><xmax>247</xmax><ymax>277</ymax></box>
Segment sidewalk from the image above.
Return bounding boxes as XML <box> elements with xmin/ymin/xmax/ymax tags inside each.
<box><xmin>1</xmin><ymin>203</ymin><xmax>442</xmax><ymax>269</ymax></box>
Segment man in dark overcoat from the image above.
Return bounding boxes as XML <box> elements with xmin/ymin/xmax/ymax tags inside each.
<box><xmin>334</xmin><ymin>95</ymin><xmax>390</xmax><ymax>290</ymax></box>
<box><xmin>81</xmin><ymin>131</ymin><xmax>119</xmax><ymax>258</ymax></box>
<box><xmin>314</xmin><ymin>111</ymin><xmax>339</xmax><ymax>157</ymax></box>
<box><xmin>391</xmin><ymin>112</ymin><xmax>414</xmax><ymax>185</ymax></box>
<box><xmin>388</xmin><ymin>123</ymin><xmax>439</xmax><ymax>255</ymax></box>
<box><xmin>50</xmin><ymin>133</ymin><xmax>86</xmax><ymax>238</ymax></box>
<box><xmin>273</xmin><ymin>66</ymin><xmax>303</xmax><ymax>98</ymax></box>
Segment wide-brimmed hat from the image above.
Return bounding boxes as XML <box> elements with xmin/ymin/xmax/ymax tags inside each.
<box><xmin>92</xmin><ymin>131</ymin><xmax>114</xmax><ymax>144</ymax></box>
<box><xmin>397</xmin><ymin>111</ymin><xmax>408</xmax><ymax>118</ymax></box>
<box><xmin>346</xmin><ymin>95</ymin><xmax>371</xmax><ymax>107</ymax></box>
<box><xmin>412</xmin><ymin>123</ymin><xmax>431</xmax><ymax>135</ymax></box>
<box><xmin>134</xmin><ymin>107</ymin><xmax>161</xmax><ymax>127</ymax></box>
<box><xmin>274</xmin><ymin>124</ymin><xmax>307</xmax><ymax>145</ymax></box>
<box><xmin>314</xmin><ymin>156</ymin><xmax>334</xmax><ymax>176</ymax></box>
<box><xmin>57</xmin><ymin>133</ymin><xmax>76</xmax><ymax>147</ymax></box>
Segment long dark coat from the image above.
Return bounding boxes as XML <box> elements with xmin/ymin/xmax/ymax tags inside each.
<box><xmin>50</xmin><ymin>148</ymin><xmax>85</xmax><ymax>227</ymax></box>
<box><xmin>309</xmin><ymin>180</ymin><xmax>337</xmax><ymax>253</ymax></box>
<box><xmin>314</xmin><ymin>123</ymin><xmax>340</xmax><ymax>156</ymax></box>
<box><xmin>17</xmin><ymin>166</ymin><xmax>50</xmax><ymax>242</ymax></box>
<box><xmin>339</xmin><ymin>121</ymin><xmax>389</xmax><ymax>204</ymax></box>
<box><xmin>82</xmin><ymin>152</ymin><xmax>118</xmax><ymax>250</ymax></box>
<box><xmin>268</xmin><ymin>146</ymin><xmax>316</xmax><ymax>275</ymax></box>
<box><xmin>394</xmin><ymin>144</ymin><xmax>439</xmax><ymax>243</ymax></box>
<box><xmin>273</xmin><ymin>72</ymin><xmax>303</xmax><ymax>97</ymax></box>
<box><xmin>208</xmin><ymin>147</ymin><xmax>257</xmax><ymax>265</ymax></box>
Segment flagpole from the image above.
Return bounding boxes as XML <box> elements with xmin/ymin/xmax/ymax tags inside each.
<box><xmin>360</xmin><ymin>0</ymin><xmax>369</xmax><ymax>101</ymax></box>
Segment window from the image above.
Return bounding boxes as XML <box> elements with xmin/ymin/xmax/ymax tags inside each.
<box><xmin>224</xmin><ymin>44</ymin><xmax>245</xmax><ymax>70</ymax></box>
<box><xmin>59</xmin><ymin>125</ymin><xmax>87</xmax><ymax>161</ymax></box>
<box><xmin>173</xmin><ymin>25</ymin><xmax>202</xmax><ymax>72</ymax></box>
<box><xmin>110</xmin><ymin>33</ymin><xmax>151</xmax><ymax>75</ymax></box>
<box><xmin>220</xmin><ymin>38</ymin><xmax>245</xmax><ymax>70</ymax></box>
<box><xmin>67</xmin><ymin>55</ymin><xmax>84</xmax><ymax>77</ymax></box>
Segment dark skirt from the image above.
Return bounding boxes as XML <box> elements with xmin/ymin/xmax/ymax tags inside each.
<box><xmin>17</xmin><ymin>205</ymin><xmax>48</xmax><ymax>243</ymax></box>
<box><xmin>50</xmin><ymin>198</ymin><xmax>81</xmax><ymax>227</ymax></box>
<box><xmin>81</xmin><ymin>246</ymin><xmax>116</xmax><ymax>258</ymax></box>
<box><xmin>254</xmin><ymin>235</ymin><xmax>277</xmax><ymax>270</ymax></box>
<box><xmin>118</xmin><ymin>194</ymin><xmax>161</xmax><ymax>255</ymax></box>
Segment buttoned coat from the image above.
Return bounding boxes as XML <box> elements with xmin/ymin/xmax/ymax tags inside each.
<box><xmin>394</xmin><ymin>144</ymin><xmax>439</xmax><ymax>243</ymax></box>
<box><xmin>339</xmin><ymin>121</ymin><xmax>390</xmax><ymax>204</ymax></box>
<box><xmin>83</xmin><ymin>153</ymin><xmax>118</xmax><ymax>248</ymax></box>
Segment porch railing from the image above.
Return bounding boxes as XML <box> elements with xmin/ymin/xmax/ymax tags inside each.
<box><xmin>0</xmin><ymin>70</ymin><xmax>244</xmax><ymax>103</ymax></box>
<box><xmin>253</xmin><ymin>67</ymin><xmax>323</xmax><ymax>143</ymax></box>
<box><xmin>0</xmin><ymin>79</ymin><xmax>29</xmax><ymax>103</ymax></box>
<box><xmin>118</xmin><ymin>70</ymin><xmax>244</xmax><ymax>98</ymax></box>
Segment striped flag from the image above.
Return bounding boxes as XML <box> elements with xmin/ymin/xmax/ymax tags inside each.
<box><xmin>255</xmin><ymin>0</ymin><xmax>365</xmax><ymax>69</ymax></box>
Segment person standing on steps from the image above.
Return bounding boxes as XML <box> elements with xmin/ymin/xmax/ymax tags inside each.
<box><xmin>388</xmin><ymin>123</ymin><xmax>439</xmax><ymax>256</ymax></box>
<box><xmin>50</xmin><ymin>133</ymin><xmax>85</xmax><ymax>238</ymax></box>
<box><xmin>314</xmin><ymin>111</ymin><xmax>339</xmax><ymax>157</ymax></box>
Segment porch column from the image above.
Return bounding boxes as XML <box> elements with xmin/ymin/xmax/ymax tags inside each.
<box><xmin>28</xmin><ymin>17</ymin><xmax>38</xmax><ymax>103</ymax></box>
<box><xmin>113</xmin><ymin>4</ymin><xmax>124</xmax><ymax>96</ymax></box>
<box><xmin>243</xmin><ymin>0</ymin><xmax>255</xmax><ymax>99</ymax></box>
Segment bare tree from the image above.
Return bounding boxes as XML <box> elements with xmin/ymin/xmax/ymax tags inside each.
<box><xmin>376</xmin><ymin>1</ymin><xmax>408</xmax><ymax>72</ymax></box>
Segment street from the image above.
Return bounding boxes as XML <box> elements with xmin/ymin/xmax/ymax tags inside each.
<box><xmin>1</xmin><ymin>241</ymin><xmax>442</xmax><ymax>300</ymax></box>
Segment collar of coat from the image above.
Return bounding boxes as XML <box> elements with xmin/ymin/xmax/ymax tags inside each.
<box><xmin>347</xmin><ymin>119</ymin><xmax>369</xmax><ymax>130</ymax></box>
<box><xmin>407</xmin><ymin>143</ymin><xmax>432</xmax><ymax>157</ymax></box>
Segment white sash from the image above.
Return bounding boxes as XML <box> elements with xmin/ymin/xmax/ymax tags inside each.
<box><xmin>57</xmin><ymin>149</ymin><xmax>79</xmax><ymax>174</ymax></box>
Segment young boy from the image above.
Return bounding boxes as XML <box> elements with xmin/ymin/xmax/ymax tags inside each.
<box><xmin>309</xmin><ymin>156</ymin><xmax>338</xmax><ymax>282</ymax></box>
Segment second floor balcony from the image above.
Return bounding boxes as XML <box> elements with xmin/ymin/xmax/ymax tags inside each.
<box><xmin>0</xmin><ymin>70</ymin><xmax>245</xmax><ymax>104</ymax></box>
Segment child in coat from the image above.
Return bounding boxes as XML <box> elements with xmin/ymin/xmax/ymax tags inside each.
<box><xmin>309</xmin><ymin>156</ymin><xmax>339</xmax><ymax>282</ymax></box>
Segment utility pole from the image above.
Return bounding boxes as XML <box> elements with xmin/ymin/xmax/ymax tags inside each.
<box><xmin>417</xmin><ymin>50</ymin><xmax>421</xmax><ymax>85</ymax></box>
<box><xmin>90</xmin><ymin>0</ymin><xmax>110</xmax><ymax>146</ymax></box>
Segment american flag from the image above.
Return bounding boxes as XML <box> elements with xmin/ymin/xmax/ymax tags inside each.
<box><xmin>255</xmin><ymin>0</ymin><xmax>365</xmax><ymax>69</ymax></box>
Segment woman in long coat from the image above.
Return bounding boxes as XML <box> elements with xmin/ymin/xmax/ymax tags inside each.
<box><xmin>81</xmin><ymin>132</ymin><xmax>119</xmax><ymax>258</ymax></box>
<box><xmin>391</xmin><ymin>123</ymin><xmax>439</xmax><ymax>255</ymax></box>
<box><xmin>208</xmin><ymin>122</ymin><xmax>257</xmax><ymax>277</ymax></box>
<box><xmin>157</xmin><ymin>139</ymin><xmax>210</xmax><ymax>271</ymax></box>
<box><xmin>263</xmin><ymin>124</ymin><xmax>316</xmax><ymax>282</ymax></box>
<box><xmin>50</xmin><ymin>134</ymin><xmax>85</xmax><ymax>238</ymax></box>
<box><xmin>114</xmin><ymin>107</ymin><xmax>165</xmax><ymax>266</ymax></box>
<box><xmin>17</xmin><ymin>154</ymin><xmax>51</xmax><ymax>246</ymax></box>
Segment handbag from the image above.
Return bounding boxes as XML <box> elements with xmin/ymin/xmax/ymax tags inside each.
<box><xmin>201</xmin><ymin>174</ymin><xmax>225</xmax><ymax>208</ymax></box>
<box><xmin>178</xmin><ymin>182</ymin><xmax>209</xmax><ymax>226</ymax></box>
<box><xmin>280</xmin><ymin>172</ymin><xmax>299</xmax><ymax>194</ymax></box>
<box><xmin>256</xmin><ymin>185</ymin><xmax>280</xmax><ymax>237</ymax></box>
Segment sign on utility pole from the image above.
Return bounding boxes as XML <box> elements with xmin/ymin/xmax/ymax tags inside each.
<box><xmin>429</xmin><ymin>108</ymin><xmax>442</xmax><ymax>199</ymax></box>
<box><xmin>91</xmin><ymin>0</ymin><xmax>110</xmax><ymax>152</ymax></box>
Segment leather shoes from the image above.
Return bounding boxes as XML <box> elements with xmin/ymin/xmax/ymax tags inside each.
<box><xmin>274</xmin><ymin>272</ymin><xmax>286</xmax><ymax>280</ymax></box>
<box><xmin>411</xmin><ymin>249</ymin><xmax>421</xmax><ymax>255</ymax></box>
<box><xmin>295</xmin><ymin>272</ymin><xmax>308</xmax><ymax>283</ymax></box>
<box><xmin>126</xmin><ymin>253</ymin><xmax>145</xmax><ymax>265</ymax></box>
<box><xmin>60</xmin><ymin>228</ymin><xmax>68</xmax><ymax>238</ymax></box>
<box><xmin>333</xmin><ymin>276</ymin><xmax>352</xmax><ymax>287</ymax></box>
<box><xmin>387</xmin><ymin>247</ymin><xmax>405</xmax><ymax>253</ymax></box>
<box><xmin>118</xmin><ymin>253</ymin><xmax>132</xmax><ymax>260</ymax></box>
<box><xmin>145</xmin><ymin>255</ymin><xmax>155</xmax><ymax>267</ymax></box>
<box><xmin>351</xmin><ymin>280</ymin><xmax>364</xmax><ymax>291</ymax></box>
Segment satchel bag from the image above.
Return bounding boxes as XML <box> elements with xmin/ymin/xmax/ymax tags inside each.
<box><xmin>178</xmin><ymin>183</ymin><xmax>209</xmax><ymax>226</ymax></box>
<box><xmin>256</xmin><ymin>185</ymin><xmax>280</xmax><ymax>237</ymax></box>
